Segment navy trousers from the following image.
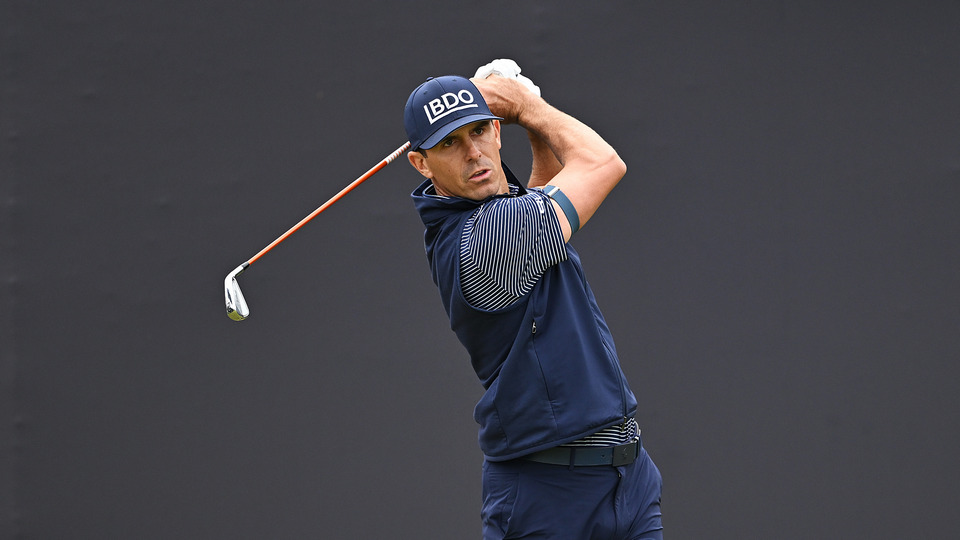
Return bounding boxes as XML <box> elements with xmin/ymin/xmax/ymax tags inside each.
<box><xmin>481</xmin><ymin>441</ymin><xmax>663</xmax><ymax>539</ymax></box>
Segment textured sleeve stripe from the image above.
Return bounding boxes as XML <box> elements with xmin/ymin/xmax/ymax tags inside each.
<box><xmin>460</xmin><ymin>191</ymin><xmax>567</xmax><ymax>311</ymax></box>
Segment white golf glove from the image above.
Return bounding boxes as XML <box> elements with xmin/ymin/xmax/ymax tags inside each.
<box><xmin>474</xmin><ymin>58</ymin><xmax>541</xmax><ymax>97</ymax></box>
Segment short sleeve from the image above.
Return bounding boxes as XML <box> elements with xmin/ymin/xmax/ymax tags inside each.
<box><xmin>460</xmin><ymin>190</ymin><xmax>568</xmax><ymax>310</ymax></box>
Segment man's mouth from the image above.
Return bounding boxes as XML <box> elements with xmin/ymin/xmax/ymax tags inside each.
<box><xmin>469</xmin><ymin>169</ymin><xmax>490</xmax><ymax>181</ymax></box>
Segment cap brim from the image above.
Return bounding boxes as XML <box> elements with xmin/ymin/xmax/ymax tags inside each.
<box><xmin>419</xmin><ymin>113</ymin><xmax>503</xmax><ymax>150</ymax></box>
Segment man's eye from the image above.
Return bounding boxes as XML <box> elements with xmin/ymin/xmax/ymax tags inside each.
<box><xmin>442</xmin><ymin>138</ymin><xmax>455</xmax><ymax>147</ymax></box>
<box><xmin>473</xmin><ymin>126</ymin><xmax>485</xmax><ymax>135</ymax></box>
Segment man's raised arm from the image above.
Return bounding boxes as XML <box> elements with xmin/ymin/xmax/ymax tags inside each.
<box><xmin>473</xmin><ymin>76</ymin><xmax>626</xmax><ymax>241</ymax></box>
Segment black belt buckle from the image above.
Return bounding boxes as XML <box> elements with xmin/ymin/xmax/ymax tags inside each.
<box><xmin>611</xmin><ymin>439</ymin><xmax>639</xmax><ymax>467</ymax></box>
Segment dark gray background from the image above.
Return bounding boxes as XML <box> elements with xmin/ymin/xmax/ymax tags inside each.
<box><xmin>3</xmin><ymin>1</ymin><xmax>959</xmax><ymax>538</ymax></box>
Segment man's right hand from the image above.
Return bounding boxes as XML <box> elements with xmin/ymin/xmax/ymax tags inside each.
<box><xmin>470</xmin><ymin>75</ymin><xmax>537</xmax><ymax>125</ymax></box>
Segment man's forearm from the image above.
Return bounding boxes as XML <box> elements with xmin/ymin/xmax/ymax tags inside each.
<box><xmin>517</xmin><ymin>96</ymin><xmax>626</xmax><ymax>237</ymax></box>
<box><xmin>517</xmin><ymin>98</ymin><xmax>620</xmax><ymax>176</ymax></box>
<box><xmin>527</xmin><ymin>130</ymin><xmax>562</xmax><ymax>189</ymax></box>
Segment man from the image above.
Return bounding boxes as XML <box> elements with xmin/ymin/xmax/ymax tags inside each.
<box><xmin>405</xmin><ymin>67</ymin><xmax>663</xmax><ymax>539</ymax></box>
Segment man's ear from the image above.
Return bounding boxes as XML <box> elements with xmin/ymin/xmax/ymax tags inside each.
<box><xmin>408</xmin><ymin>151</ymin><xmax>432</xmax><ymax>179</ymax></box>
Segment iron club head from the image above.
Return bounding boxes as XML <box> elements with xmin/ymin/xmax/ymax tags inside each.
<box><xmin>224</xmin><ymin>263</ymin><xmax>250</xmax><ymax>321</ymax></box>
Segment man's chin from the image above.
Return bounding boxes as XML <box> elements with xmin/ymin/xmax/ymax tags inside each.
<box><xmin>470</xmin><ymin>182</ymin><xmax>504</xmax><ymax>201</ymax></box>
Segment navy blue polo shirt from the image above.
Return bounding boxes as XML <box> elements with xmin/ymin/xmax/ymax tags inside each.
<box><xmin>412</xmin><ymin>166</ymin><xmax>638</xmax><ymax>461</ymax></box>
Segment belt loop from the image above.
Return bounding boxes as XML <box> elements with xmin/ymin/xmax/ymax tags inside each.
<box><xmin>568</xmin><ymin>447</ymin><xmax>576</xmax><ymax>470</ymax></box>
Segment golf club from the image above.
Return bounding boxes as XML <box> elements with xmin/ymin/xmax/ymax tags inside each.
<box><xmin>224</xmin><ymin>141</ymin><xmax>412</xmax><ymax>321</ymax></box>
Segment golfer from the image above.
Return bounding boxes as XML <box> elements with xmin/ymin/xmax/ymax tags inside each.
<box><xmin>405</xmin><ymin>68</ymin><xmax>663</xmax><ymax>539</ymax></box>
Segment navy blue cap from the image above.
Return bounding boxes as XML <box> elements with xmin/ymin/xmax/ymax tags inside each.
<box><xmin>404</xmin><ymin>76</ymin><xmax>502</xmax><ymax>150</ymax></box>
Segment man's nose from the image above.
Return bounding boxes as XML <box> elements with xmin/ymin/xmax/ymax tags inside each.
<box><xmin>464</xmin><ymin>138</ymin><xmax>482</xmax><ymax>160</ymax></box>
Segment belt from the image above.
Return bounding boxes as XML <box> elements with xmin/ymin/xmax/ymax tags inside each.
<box><xmin>523</xmin><ymin>439</ymin><xmax>640</xmax><ymax>467</ymax></box>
